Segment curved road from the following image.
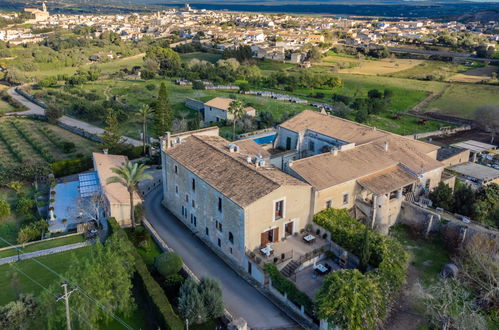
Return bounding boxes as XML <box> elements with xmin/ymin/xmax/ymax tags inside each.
<box><xmin>144</xmin><ymin>187</ymin><xmax>298</xmax><ymax>330</ymax></box>
<box><xmin>6</xmin><ymin>87</ymin><xmax>141</xmax><ymax>146</ymax></box>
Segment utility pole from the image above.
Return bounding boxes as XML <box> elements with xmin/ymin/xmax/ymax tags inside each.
<box><xmin>56</xmin><ymin>282</ymin><xmax>77</xmax><ymax>330</ymax></box>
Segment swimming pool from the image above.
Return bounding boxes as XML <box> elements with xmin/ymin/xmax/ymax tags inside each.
<box><xmin>253</xmin><ymin>134</ymin><xmax>276</xmax><ymax>145</ymax></box>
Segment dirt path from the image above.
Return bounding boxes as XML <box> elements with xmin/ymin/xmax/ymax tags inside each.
<box><xmin>410</xmin><ymin>85</ymin><xmax>449</xmax><ymax>113</ymax></box>
<box><xmin>385</xmin><ymin>263</ymin><xmax>426</xmax><ymax>330</ymax></box>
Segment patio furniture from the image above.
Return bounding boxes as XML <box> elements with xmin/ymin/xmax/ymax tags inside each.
<box><xmin>303</xmin><ymin>234</ymin><xmax>315</xmax><ymax>244</ymax></box>
<box><xmin>313</xmin><ymin>263</ymin><xmax>329</xmax><ymax>275</ymax></box>
<box><xmin>260</xmin><ymin>245</ymin><xmax>273</xmax><ymax>257</ymax></box>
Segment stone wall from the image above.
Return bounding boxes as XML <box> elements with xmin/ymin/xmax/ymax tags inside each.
<box><xmin>185</xmin><ymin>98</ymin><xmax>204</xmax><ymax>111</ymax></box>
<box><xmin>405</xmin><ymin>124</ymin><xmax>471</xmax><ymax>140</ymax></box>
<box><xmin>15</xmin><ymin>87</ymin><xmax>48</xmax><ymax>109</ymax></box>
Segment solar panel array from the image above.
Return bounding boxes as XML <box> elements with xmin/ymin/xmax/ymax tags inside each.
<box><xmin>79</xmin><ymin>172</ymin><xmax>101</xmax><ymax>198</ymax></box>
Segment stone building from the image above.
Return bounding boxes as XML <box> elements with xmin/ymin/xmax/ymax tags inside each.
<box><xmin>203</xmin><ymin>97</ymin><xmax>256</xmax><ymax>123</ymax></box>
<box><xmin>271</xmin><ymin>110</ymin><xmax>445</xmax><ymax>233</ymax></box>
<box><xmin>160</xmin><ymin>129</ymin><xmax>312</xmax><ymax>276</ymax></box>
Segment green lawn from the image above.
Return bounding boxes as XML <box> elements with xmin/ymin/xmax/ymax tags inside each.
<box><xmin>390</xmin><ymin>225</ymin><xmax>451</xmax><ymax>286</ymax></box>
<box><xmin>0</xmin><ymin>234</ymin><xmax>85</xmax><ymax>259</ymax></box>
<box><xmin>0</xmin><ymin>246</ymin><xmax>92</xmax><ymax>305</ymax></box>
<box><xmin>0</xmin><ymin>185</ymin><xmax>37</xmax><ymax>248</ymax></box>
<box><xmin>388</xmin><ymin>60</ymin><xmax>473</xmax><ymax>80</ymax></box>
<box><xmin>364</xmin><ymin>113</ymin><xmax>454</xmax><ymax>136</ymax></box>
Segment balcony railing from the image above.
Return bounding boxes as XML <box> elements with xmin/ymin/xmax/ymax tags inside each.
<box><xmin>246</xmin><ymin>248</ymin><xmax>294</xmax><ymax>268</ymax></box>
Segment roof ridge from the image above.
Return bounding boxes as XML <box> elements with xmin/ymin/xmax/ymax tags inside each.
<box><xmin>191</xmin><ymin>135</ymin><xmax>281</xmax><ymax>188</ymax></box>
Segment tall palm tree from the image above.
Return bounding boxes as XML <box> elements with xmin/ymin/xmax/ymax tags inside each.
<box><xmin>106</xmin><ymin>162</ymin><xmax>152</xmax><ymax>229</ymax></box>
<box><xmin>137</xmin><ymin>105</ymin><xmax>152</xmax><ymax>155</ymax></box>
<box><xmin>228</xmin><ymin>99</ymin><xmax>245</xmax><ymax>141</ymax></box>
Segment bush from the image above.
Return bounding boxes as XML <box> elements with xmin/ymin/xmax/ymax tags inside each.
<box><xmin>61</xmin><ymin>141</ymin><xmax>76</xmax><ymax>153</ymax></box>
<box><xmin>265</xmin><ymin>263</ymin><xmax>314</xmax><ymax>315</ymax></box>
<box><xmin>16</xmin><ymin>197</ymin><xmax>36</xmax><ymax>218</ymax></box>
<box><xmin>108</xmin><ymin>218</ymin><xmax>183</xmax><ymax>329</ymax></box>
<box><xmin>131</xmin><ymin>226</ymin><xmax>150</xmax><ymax>248</ymax></box>
<box><xmin>0</xmin><ymin>200</ymin><xmax>11</xmax><ymax>219</ymax></box>
<box><xmin>51</xmin><ymin>157</ymin><xmax>93</xmax><ymax>178</ymax></box>
<box><xmin>314</xmin><ymin>209</ymin><xmax>408</xmax><ymax>324</ymax></box>
<box><xmin>164</xmin><ymin>274</ymin><xmax>184</xmax><ymax>295</ymax></box>
<box><xmin>134</xmin><ymin>204</ymin><xmax>145</xmax><ymax>225</ymax></box>
<box><xmin>155</xmin><ymin>251</ymin><xmax>183</xmax><ymax>277</ymax></box>
<box><xmin>145</xmin><ymin>83</ymin><xmax>156</xmax><ymax>91</ymax></box>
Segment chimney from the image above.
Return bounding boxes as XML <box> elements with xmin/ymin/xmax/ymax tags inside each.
<box><xmin>166</xmin><ymin>132</ymin><xmax>171</xmax><ymax>150</ymax></box>
<box><xmin>384</xmin><ymin>141</ymin><xmax>389</xmax><ymax>152</ymax></box>
<box><xmin>103</xmin><ymin>149</ymin><xmax>108</xmax><ymax>155</ymax></box>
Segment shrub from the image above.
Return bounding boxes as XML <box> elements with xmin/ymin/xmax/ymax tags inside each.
<box><xmin>51</xmin><ymin>157</ymin><xmax>93</xmax><ymax>178</ymax></box>
<box><xmin>145</xmin><ymin>83</ymin><xmax>156</xmax><ymax>91</ymax></box>
<box><xmin>16</xmin><ymin>197</ymin><xmax>36</xmax><ymax>218</ymax></box>
<box><xmin>265</xmin><ymin>263</ymin><xmax>314</xmax><ymax>315</ymax></box>
<box><xmin>0</xmin><ymin>200</ymin><xmax>10</xmax><ymax>220</ymax></box>
<box><xmin>131</xmin><ymin>226</ymin><xmax>150</xmax><ymax>248</ymax></box>
<box><xmin>199</xmin><ymin>277</ymin><xmax>224</xmax><ymax>319</ymax></box>
<box><xmin>155</xmin><ymin>251</ymin><xmax>183</xmax><ymax>277</ymax></box>
<box><xmin>314</xmin><ymin>209</ymin><xmax>408</xmax><ymax>325</ymax></box>
<box><xmin>178</xmin><ymin>278</ymin><xmax>206</xmax><ymax>324</ymax></box>
<box><xmin>108</xmin><ymin>218</ymin><xmax>183</xmax><ymax>329</ymax></box>
<box><xmin>164</xmin><ymin>274</ymin><xmax>184</xmax><ymax>295</ymax></box>
<box><xmin>61</xmin><ymin>141</ymin><xmax>76</xmax><ymax>153</ymax></box>
<box><xmin>134</xmin><ymin>203</ymin><xmax>145</xmax><ymax>225</ymax></box>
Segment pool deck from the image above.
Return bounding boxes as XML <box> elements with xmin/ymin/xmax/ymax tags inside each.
<box><xmin>49</xmin><ymin>180</ymin><xmax>82</xmax><ymax>232</ymax></box>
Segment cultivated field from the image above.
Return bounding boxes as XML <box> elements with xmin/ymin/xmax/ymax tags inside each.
<box><xmin>0</xmin><ymin>85</ymin><xmax>16</xmax><ymax>114</ymax></box>
<box><xmin>423</xmin><ymin>83</ymin><xmax>499</xmax><ymax>119</ymax></box>
<box><xmin>447</xmin><ymin>65</ymin><xmax>498</xmax><ymax>83</ymax></box>
<box><xmin>0</xmin><ymin>117</ymin><xmax>99</xmax><ymax>167</ymax></box>
<box><xmin>319</xmin><ymin>55</ymin><xmax>423</xmax><ymax>75</ymax></box>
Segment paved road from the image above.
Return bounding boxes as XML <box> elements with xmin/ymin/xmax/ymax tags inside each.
<box><xmin>6</xmin><ymin>87</ymin><xmax>141</xmax><ymax>146</ymax></box>
<box><xmin>144</xmin><ymin>187</ymin><xmax>298</xmax><ymax>330</ymax></box>
<box><xmin>0</xmin><ymin>242</ymin><xmax>89</xmax><ymax>265</ymax></box>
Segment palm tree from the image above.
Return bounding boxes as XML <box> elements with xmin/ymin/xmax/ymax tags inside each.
<box><xmin>228</xmin><ymin>99</ymin><xmax>245</xmax><ymax>141</ymax></box>
<box><xmin>137</xmin><ymin>105</ymin><xmax>152</xmax><ymax>155</ymax></box>
<box><xmin>106</xmin><ymin>162</ymin><xmax>152</xmax><ymax>228</ymax></box>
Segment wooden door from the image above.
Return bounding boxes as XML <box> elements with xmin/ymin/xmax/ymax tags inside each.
<box><xmin>273</xmin><ymin>227</ymin><xmax>279</xmax><ymax>242</ymax></box>
<box><xmin>261</xmin><ymin>231</ymin><xmax>269</xmax><ymax>247</ymax></box>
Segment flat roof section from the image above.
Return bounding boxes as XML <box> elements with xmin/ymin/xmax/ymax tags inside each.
<box><xmin>451</xmin><ymin>140</ymin><xmax>497</xmax><ymax>154</ymax></box>
<box><xmin>449</xmin><ymin>162</ymin><xmax>499</xmax><ymax>182</ymax></box>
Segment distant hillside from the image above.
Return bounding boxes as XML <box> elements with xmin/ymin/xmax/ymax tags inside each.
<box><xmin>452</xmin><ymin>9</ymin><xmax>499</xmax><ymax>23</ymax></box>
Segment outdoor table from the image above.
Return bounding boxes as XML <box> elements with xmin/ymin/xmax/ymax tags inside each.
<box><xmin>260</xmin><ymin>245</ymin><xmax>273</xmax><ymax>257</ymax></box>
<box><xmin>303</xmin><ymin>234</ymin><xmax>315</xmax><ymax>244</ymax></box>
<box><xmin>314</xmin><ymin>263</ymin><xmax>328</xmax><ymax>274</ymax></box>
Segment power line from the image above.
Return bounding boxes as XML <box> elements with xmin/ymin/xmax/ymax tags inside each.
<box><xmin>0</xmin><ymin>236</ymin><xmax>134</xmax><ymax>330</ymax></box>
<box><xmin>8</xmin><ymin>262</ymin><xmax>97</xmax><ymax>330</ymax></box>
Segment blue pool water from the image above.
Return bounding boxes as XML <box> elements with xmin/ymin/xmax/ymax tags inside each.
<box><xmin>253</xmin><ymin>134</ymin><xmax>276</xmax><ymax>145</ymax></box>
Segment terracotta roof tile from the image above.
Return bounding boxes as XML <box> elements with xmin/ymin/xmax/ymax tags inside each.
<box><xmin>166</xmin><ymin>135</ymin><xmax>307</xmax><ymax>207</ymax></box>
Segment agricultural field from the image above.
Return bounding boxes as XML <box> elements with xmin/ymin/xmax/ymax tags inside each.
<box><xmin>319</xmin><ymin>54</ymin><xmax>424</xmax><ymax>75</ymax></box>
<box><xmin>0</xmin><ymin>117</ymin><xmax>99</xmax><ymax>167</ymax></box>
<box><xmin>424</xmin><ymin>83</ymin><xmax>499</xmax><ymax>119</ymax></box>
<box><xmin>20</xmin><ymin>53</ymin><xmax>146</xmax><ymax>80</ymax></box>
<box><xmin>447</xmin><ymin>65</ymin><xmax>499</xmax><ymax>83</ymax></box>
<box><xmin>388</xmin><ymin>60</ymin><xmax>478</xmax><ymax>80</ymax></box>
<box><xmin>0</xmin><ymin>85</ymin><xmax>16</xmax><ymax>114</ymax></box>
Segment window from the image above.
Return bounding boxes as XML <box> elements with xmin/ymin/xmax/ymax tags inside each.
<box><xmin>174</xmin><ymin>165</ymin><xmax>178</xmax><ymax>174</ymax></box>
<box><xmin>205</xmin><ymin>227</ymin><xmax>209</xmax><ymax>236</ymax></box>
<box><xmin>326</xmin><ymin>200</ymin><xmax>332</xmax><ymax>209</ymax></box>
<box><xmin>181</xmin><ymin>206</ymin><xmax>184</xmax><ymax>216</ymax></box>
<box><xmin>192</xmin><ymin>178</ymin><xmax>196</xmax><ymax>191</ymax></box>
<box><xmin>285</xmin><ymin>137</ymin><xmax>291</xmax><ymax>150</ymax></box>
<box><xmin>192</xmin><ymin>200</ymin><xmax>196</xmax><ymax>208</ymax></box>
<box><xmin>343</xmin><ymin>193</ymin><xmax>349</xmax><ymax>205</ymax></box>
<box><xmin>309</xmin><ymin>140</ymin><xmax>315</xmax><ymax>152</ymax></box>
<box><xmin>217</xmin><ymin>238</ymin><xmax>221</xmax><ymax>247</ymax></box>
<box><xmin>228</xmin><ymin>232</ymin><xmax>234</xmax><ymax>244</ymax></box>
<box><xmin>216</xmin><ymin>220</ymin><xmax>223</xmax><ymax>232</ymax></box>
<box><xmin>230</xmin><ymin>247</ymin><xmax>233</xmax><ymax>255</ymax></box>
<box><xmin>175</xmin><ymin>185</ymin><xmax>179</xmax><ymax>195</ymax></box>
<box><xmin>218</xmin><ymin>197</ymin><xmax>222</xmax><ymax>212</ymax></box>
<box><xmin>275</xmin><ymin>200</ymin><xmax>284</xmax><ymax>220</ymax></box>
<box><xmin>185</xmin><ymin>194</ymin><xmax>189</xmax><ymax>202</ymax></box>
<box><xmin>425</xmin><ymin>179</ymin><xmax>431</xmax><ymax>191</ymax></box>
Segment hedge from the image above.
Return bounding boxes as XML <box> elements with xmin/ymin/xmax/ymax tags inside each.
<box><xmin>108</xmin><ymin>218</ymin><xmax>183</xmax><ymax>330</ymax></box>
<box><xmin>265</xmin><ymin>263</ymin><xmax>314</xmax><ymax>315</ymax></box>
<box><xmin>51</xmin><ymin>157</ymin><xmax>93</xmax><ymax>178</ymax></box>
<box><xmin>314</xmin><ymin>209</ymin><xmax>408</xmax><ymax>324</ymax></box>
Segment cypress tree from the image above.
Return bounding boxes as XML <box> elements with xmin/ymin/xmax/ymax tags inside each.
<box><xmin>153</xmin><ymin>82</ymin><xmax>173</xmax><ymax>137</ymax></box>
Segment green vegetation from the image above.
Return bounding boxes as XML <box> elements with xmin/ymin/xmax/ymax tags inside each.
<box><xmin>180</xmin><ymin>52</ymin><xmax>222</xmax><ymax>64</ymax></box>
<box><xmin>424</xmin><ymin>83</ymin><xmax>499</xmax><ymax>119</ymax></box>
<box><xmin>178</xmin><ymin>277</ymin><xmax>225</xmax><ymax>325</ymax></box>
<box><xmin>0</xmin><ymin>118</ymin><xmax>99</xmax><ymax>168</ymax></box>
<box><xmin>155</xmin><ymin>251</ymin><xmax>183</xmax><ymax>277</ymax></box>
<box><xmin>108</xmin><ymin>218</ymin><xmax>183</xmax><ymax>329</ymax></box>
<box><xmin>265</xmin><ymin>263</ymin><xmax>314</xmax><ymax>315</ymax></box>
<box><xmin>314</xmin><ymin>209</ymin><xmax>408</xmax><ymax>327</ymax></box>
<box><xmin>0</xmin><ymin>234</ymin><xmax>84</xmax><ymax>259</ymax></box>
<box><xmin>0</xmin><ymin>247</ymin><xmax>92</xmax><ymax>305</ymax></box>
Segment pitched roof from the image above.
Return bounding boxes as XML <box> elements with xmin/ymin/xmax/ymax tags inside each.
<box><xmin>204</xmin><ymin>97</ymin><xmax>255</xmax><ymax>113</ymax></box>
<box><xmin>92</xmin><ymin>153</ymin><xmax>142</xmax><ymax>205</ymax></box>
<box><xmin>165</xmin><ymin>135</ymin><xmax>307</xmax><ymax>207</ymax></box>
<box><xmin>280</xmin><ymin>110</ymin><xmax>439</xmax><ymax>154</ymax></box>
<box><xmin>234</xmin><ymin>139</ymin><xmax>271</xmax><ymax>158</ymax></box>
<box><xmin>358</xmin><ymin>165</ymin><xmax>418</xmax><ymax>195</ymax></box>
<box><xmin>204</xmin><ymin>97</ymin><xmax>233</xmax><ymax>111</ymax></box>
<box><xmin>290</xmin><ymin>138</ymin><xmax>443</xmax><ymax>191</ymax></box>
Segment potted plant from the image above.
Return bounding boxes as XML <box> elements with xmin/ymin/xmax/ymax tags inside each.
<box><xmin>256</xmin><ymin>257</ymin><xmax>262</xmax><ymax>264</ymax></box>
